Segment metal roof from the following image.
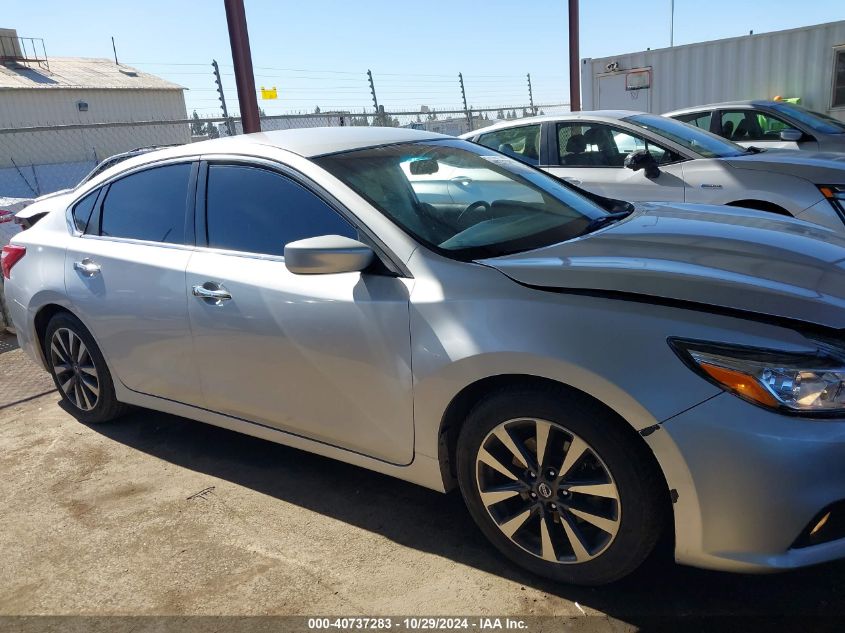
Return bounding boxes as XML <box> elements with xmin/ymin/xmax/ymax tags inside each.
<box><xmin>0</xmin><ymin>57</ymin><xmax>184</xmax><ymax>90</ymax></box>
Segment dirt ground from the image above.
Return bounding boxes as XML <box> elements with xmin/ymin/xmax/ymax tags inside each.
<box><xmin>2</xmin><ymin>332</ymin><xmax>845</xmax><ymax>631</ymax></box>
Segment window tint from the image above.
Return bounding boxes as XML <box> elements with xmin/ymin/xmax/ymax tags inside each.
<box><xmin>205</xmin><ymin>164</ymin><xmax>356</xmax><ymax>256</ymax></box>
<box><xmin>476</xmin><ymin>125</ymin><xmax>541</xmax><ymax>165</ymax></box>
<box><xmin>720</xmin><ymin>110</ymin><xmax>792</xmax><ymax>142</ymax></box>
<box><xmin>675</xmin><ymin>111</ymin><xmax>712</xmax><ymax>131</ymax></box>
<box><xmin>833</xmin><ymin>48</ymin><xmax>845</xmax><ymax>109</ymax></box>
<box><xmin>557</xmin><ymin>122</ymin><xmax>679</xmax><ymax>167</ymax></box>
<box><xmin>100</xmin><ymin>164</ymin><xmax>191</xmax><ymax>243</ymax></box>
<box><xmin>72</xmin><ymin>190</ymin><xmax>99</xmax><ymax>233</ymax></box>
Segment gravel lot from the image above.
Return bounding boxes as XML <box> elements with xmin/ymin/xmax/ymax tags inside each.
<box><xmin>2</xmin><ymin>332</ymin><xmax>845</xmax><ymax>630</ymax></box>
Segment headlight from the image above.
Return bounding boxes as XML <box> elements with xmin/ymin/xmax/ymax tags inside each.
<box><xmin>819</xmin><ymin>185</ymin><xmax>845</xmax><ymax>217</ymax></box>
<box><xmin>670</xmin><ymin>339</ymin><xmax>845</xmax><ymax>416</ymax></box>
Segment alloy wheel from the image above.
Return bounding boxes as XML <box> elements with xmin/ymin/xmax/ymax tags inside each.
<box><xmin>475</xmin><ymin>417</ymin><xmax>621</xmax><ymax>564</ymax></box>
<box><xmin>50</xmin><ymin>327</ymin><xmax>100</xmax><ymax>411</ymax></box>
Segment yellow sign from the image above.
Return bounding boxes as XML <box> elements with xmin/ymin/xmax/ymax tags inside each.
<box><xmin>260</xmin><ymin>86</ymin><xmax>278</xmax><ymax>100</ymax></box>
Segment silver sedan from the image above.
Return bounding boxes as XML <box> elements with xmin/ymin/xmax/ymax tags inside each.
<box><xmin>5</xmin><ymin>127</ymin><xmax>845</xmax><ymax>585</ymax></box>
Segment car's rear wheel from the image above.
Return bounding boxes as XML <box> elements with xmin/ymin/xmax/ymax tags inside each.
<box><xmin>456</xmin><ymin>386</ymin><xmax>666</xmax><ymax>586</ymax></box>
<box><xmin>45</xmin><ymin>312</ymin><xmax>127</xmax><ymax>424</ymax></box>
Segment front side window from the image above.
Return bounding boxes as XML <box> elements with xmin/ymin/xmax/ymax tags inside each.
<box><xmin>205</xmin><ymin>164</ymin><xmax>356</xmax><ymax>256</ymax></box>
<box><xmin>674</xmin><ymin>111</ymin><xmax>713</xmax><ymax>131</ymax></box>
<box><xmin>99</xmin><ymin>163</ymin><xmax>191</xmax><ymax>244</ymax></box>
<box><xmin>316</xmin><ymin>139</ymin><xmax>610</xmax><ymax>260</ymax></box>
<box><xmin>720</xmin><ymin>110</ymin><xmax>791</xmax><ymax>142</ymax></box>
<box><xmin>476</xmin><ymin>125</ymin><xmax>542</xmax><ymax>165</ymax></box>
<box><xmin>623</xmin><ymin>114</ymin><xmax>746</xmax><ymax>158</ymax></box>
<box><xmin>557</xmin><ymin>122</ymin><xmax>680</xmax><ymax>167</ymax></box>
<box><xmin>72</xmin><ymin>190</ymin><xmax>99</xmax><ymax>233</ymax></box>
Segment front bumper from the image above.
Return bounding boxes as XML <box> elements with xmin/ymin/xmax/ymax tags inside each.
<box><xmin>649</xmin><ymin>392</ymin><xmax>845</xmax><ymax>572</ymax></box>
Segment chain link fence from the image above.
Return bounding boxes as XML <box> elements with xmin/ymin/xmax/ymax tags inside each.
<box><xmin>0</xmin><ymin>103</ymin><xmax>567</xmax><ymax>202</ymax></box>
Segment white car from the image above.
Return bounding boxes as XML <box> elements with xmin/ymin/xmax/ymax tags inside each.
<box><xmin>461</xmin><ymin>112</ymin><xmax>845</xmax><ymax>232</ymax></box>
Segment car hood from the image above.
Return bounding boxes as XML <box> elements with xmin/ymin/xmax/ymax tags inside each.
<box><xmin>725</xmin><ymin>150</ymin><xmax>845</xmax><ymax>182</ymax></box>
<box><xmin>479</xmin><ymin>203</ymin><xmax>845</xmax><ymax>329</ymax></box>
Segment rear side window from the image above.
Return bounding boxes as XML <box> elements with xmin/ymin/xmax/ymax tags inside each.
<box><xmin>99</xmin><ymin>164</ymin><xmax>191</xmax><ymax>244</ymax></box>
<box><xmin>675</xmin><ymin>111</ymin><xmax>712</xmax><ymax>131</ymax></box>
<box><xmin>71</xmin><ymin>190</ymin><xmax>99</xmax><ymax>233</ymax></box>
<box><xmin>205</xmin><ymin>164</ymin><xmax>356</xmax><ymax>256</ymax></box>
<box><xmin>476</xmin><ymin>124</ymin><xmax>542</xmax><ymax>165</ymax></box>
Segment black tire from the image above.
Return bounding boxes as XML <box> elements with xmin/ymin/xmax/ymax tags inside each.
<box><xmin>456</xmin><ymin>385</ymin><xmax>666</xmax><ymax>586</ymax></box>
<box><xmin>44</xmin><ymin>312</ymin><xmax>128</xmax><ymax>424</ymax></box>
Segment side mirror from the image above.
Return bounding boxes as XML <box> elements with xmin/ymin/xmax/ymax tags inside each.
<box><xmin>624</xmin><ymin>149</ymin><xmax>661</xmax><ymax>179</ymax></box>
<box><xmin>284</xmin><ymin>235</ymin><xmax>374</xmax><ymax>275</ymax></box>
<box><xmin>779</xmin><ymin>128</ymin><xmax>803</xmax><ymax>142</ymax></box>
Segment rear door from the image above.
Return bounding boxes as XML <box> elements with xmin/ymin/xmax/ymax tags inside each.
<box><xmin>64</xmin><ymin>160</ymin><xmax>203</xmax><ymax>405</ymax></box>
<box><xmin>185</xmin><ymin>159</ymin><xmax>414</xmax><ymax>464</ymax></box>
<box><xmin>545</xmin><ymin>121</ymin><xmax>686</xmax><ymax>202</ymax></box>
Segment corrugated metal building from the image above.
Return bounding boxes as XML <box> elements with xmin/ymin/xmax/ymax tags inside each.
<box><xmin>581</xmin><ymin>20</ymin><xmax>845</xmax><ymax>121</ymax></box>
<box><xmin>0</xmin><ymin>30</ymin><xmax>188</xmax><ymax>197</ymax></box>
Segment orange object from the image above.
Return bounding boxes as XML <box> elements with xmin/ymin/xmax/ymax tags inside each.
<box><xmin>699</xmin><ymin>363</ymin><xmax>779</xmax><ymax>407</ymax></box>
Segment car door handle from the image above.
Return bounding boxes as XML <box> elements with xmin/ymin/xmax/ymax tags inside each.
<box><xmin>562</xmin><ymin>177</ymin><xmax>582</xmax><ymax>185</ymax></box>
<box><xmin>450</xmin><ymin>176</ymin><xmax>473</xmax><ymax>186</ymax></box>
<box><xmin>73</xmin><ymin>259</ymin><xmax>101</xmax><ymax>276</ymax></box>
<box><xmin>192</xmin><ymin>284</ymin><xmax>232</xmax><ymax>303</ymax></box>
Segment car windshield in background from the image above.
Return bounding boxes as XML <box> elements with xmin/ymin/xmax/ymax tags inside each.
<box><xmin>770</xmin><ymin>103</ymin><xmax>845</xmax><ymax>135</ymax></box>
<box><xmin>316</xmin><ymin>139</ymin><xmax>609</xmax><ymax>260</ymax></box>
<box><xmin>624</xmin><ymin>114</ymin><xmax>747</xmax><ymax>158</ymax></box>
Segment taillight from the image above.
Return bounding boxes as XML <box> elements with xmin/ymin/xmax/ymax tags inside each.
<box><xmin>0</xmin><ymin>210</ymin><xmax>15</xmax><ymax>223</ymax></box>
<box><xmin>1</xmin><ymin>244</ymin><xmax>26</xmax><ymax>279</ymax></box>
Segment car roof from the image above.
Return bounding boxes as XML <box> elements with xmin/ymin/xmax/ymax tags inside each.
<box><xmin>195</xmin><ymin>126</ymin><xmax>448</xmax><ymax>158</ymax></box>
<box><xmin>460</xmin><ymin>110</ymin><xmax>646</xmax><ymax>136</ymax></box>
<box><xmin>665</xmin><ymin>100</ymin><xmax>782</xmax><ymax>116</ymax></box>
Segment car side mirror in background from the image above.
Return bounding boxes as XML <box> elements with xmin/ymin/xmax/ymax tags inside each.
<box><xmin>779</xmin><ymin>129</ymin><xmax>803</xmax><ymax>142</ymax></box>
<box><xmin>284</xmin><ymin>235</ymin><xmax>374</xmax><ymax>275</ymax></box>
<box><xmin>624</xmin><ymin>149</ymin><xmax>661</xmax><ymax>179</ymax></box>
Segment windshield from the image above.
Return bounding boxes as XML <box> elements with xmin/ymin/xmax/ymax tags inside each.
<box><xmin>315</xmin><ymin>139</ymin><xmax>609</xmax><ymax>260</ymax></box>
<box><xmin>769</xmin><ymin>103</ymin><xmax>845</xmax><ymax>135</ymax></box>
<box><xmin>624</xmin><ymin>114</ymin><xmax>747</xmax><ymax>158</ymax></box>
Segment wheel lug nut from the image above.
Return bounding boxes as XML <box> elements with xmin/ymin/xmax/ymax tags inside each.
<box><xmin>530</xmin><ymin>492</ymin><xmax>537</xmax><ymax>498</ymax></box>
<box><xmin>550</xmin><ymin>503</ymin><xmax>557</xmax><ymax>510</ymax></box>
<box><xmin>548</xmin><ymin>470</ymin><xmax>556</xmax><ymax>478</ymax></box>
<box><xmin>529</xmin><ymin>471</ymin><xmax>536</xmax><ymax>479</ymax></box>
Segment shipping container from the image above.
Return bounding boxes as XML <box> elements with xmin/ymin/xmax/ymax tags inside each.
<box><xmin>581</xmin><ymin>20</ymin><xmax>845</xmax><ymax>122</ymax></box>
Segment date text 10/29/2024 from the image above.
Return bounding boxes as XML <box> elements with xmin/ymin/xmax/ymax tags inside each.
<box><xmin>308</xmin><ymin>618</ymin><xmax>529</xmax><ymax>630</ymax></box>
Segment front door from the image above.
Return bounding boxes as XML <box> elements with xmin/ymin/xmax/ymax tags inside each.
<box><xmin>718</xmin><ymin>109</ymin><xmax>819</xmax><ymax>151</ymax></box>
<box><xmin>64</xmin><ymin>161</ymin><xmax>203</xmax><ymax>405</ymax></box>
<box><xmin>545</xmin><ymin>121</ymin><xmax>686</xmax><ymax>202</ymax></box>
<box><xmin>186</xmin><ymin>161</ymin><xmax>414</xmax><ymax>464</ymax></box>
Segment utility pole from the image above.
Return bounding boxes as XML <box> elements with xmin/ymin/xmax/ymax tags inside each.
<box><xmin>527</xmin><ymin>73</ymin><xmax>536</xmax><ymax>115</ymax></box>
<box><xmin>459</xmin><ymin>72</ymin><xmax>472</xmax><ymax>132</ymax></box>
<box><xmin>670</xmin><ymin>0</ymin><xmax>675</xmax><ymax>46</ymax></box>
<box><xmin>212</xmin><ymin>59</ymin><xmax>235</xmax><ymax>136</ymax></box>
<box><xmin>223</xmin><ymin>0</ymin><xmax>261</xmax><ymax>134</ymax></box>
<box><xmin>367</xmin><ymin>69</ymin><xmax>380</xmax><ymax>126</ymax></box>
<box><xmin>568</xmin><ymin>0</ymin><xmax>581</xmax><ymax>111</ymax></box>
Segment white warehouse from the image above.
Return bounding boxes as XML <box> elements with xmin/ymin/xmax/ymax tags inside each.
<box><xmin>0</xmin><ymin>29</ymin><xmax>189</xmax><ymax>198</ymax></box>
<box><xmin>581</xmin><ymin>20</ymin><xmax>845</xmax><ymax>121</ymax></box>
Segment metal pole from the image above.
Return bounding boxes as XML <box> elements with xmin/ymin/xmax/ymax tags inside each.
<box><xmin>568</xmin><ymin>0</ymin><xmax>581</xmax><ymax>111</ymax></box>
<box><xmin>223</xmin><ymin>0</ymin><xmax>261</xmax><ymax>134</ymax></box>
<box><xmin>212</xmin><ymin>60</ymin><xmax>235</xmax><ymax>136</ymax></box>
<box><xmin>367</xmin><ymin>70</ymin><xmax>380</xmax><ymax>125</ymax></box>
<box><xmin>527</xmin><ymin>73</ymin><xmax>536</xmax><ymax>115</ymax></box>
<box><xmin>111</xmin><ymin>36</ymin><xmax>119</xmax><ymax>65</ymax></box>
<box><xmin>670</xmin><ymin>0</ymin><xmax>675</xmax><ymax>47</ymax></box>
<box><xmin>459</xmin><ymin>73</ymin><xmax>472</xmax><ymax>132</ymax></box>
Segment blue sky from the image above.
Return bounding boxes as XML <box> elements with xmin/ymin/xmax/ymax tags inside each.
<box><xmin>5</xmin><ymin>0</ymin><xmax>844</xmax><ymax>115</ymax></box>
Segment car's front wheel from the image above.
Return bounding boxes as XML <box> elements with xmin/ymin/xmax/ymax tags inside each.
<box><xmin>44</xmin><ymin>312</ymin><xmax>127</xmax><ymax>424</ymax></box>
<box><xmin>456</xmin><ymin>386</ymin><xmax>666</xmax><ymax>586</ymax></box>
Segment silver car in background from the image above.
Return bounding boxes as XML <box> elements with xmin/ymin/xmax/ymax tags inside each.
<box><xmin>666</xmin><ymin>100</ymin><xmax>845</xmax><ymax>153</ymax></box>
<box><xmin>5</xmin><ymin>128</ymin><xmax>845</xmax><ymax>585</ymax></box>
<box><xmin>461</xmin><ymin>112</ymin><xmax>845</xmax><ymax>232</ymax></box>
